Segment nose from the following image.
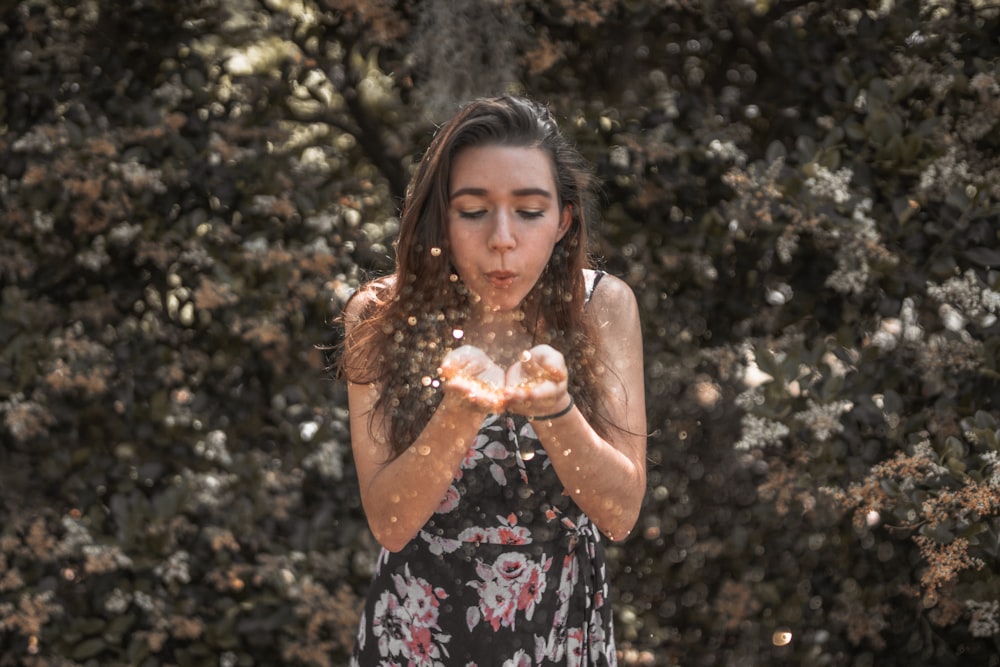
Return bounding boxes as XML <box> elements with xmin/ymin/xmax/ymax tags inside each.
<box><xmin>488</xmin><ymin>210</ymin><xmax>516</xmax><ymax>252</ymax></box>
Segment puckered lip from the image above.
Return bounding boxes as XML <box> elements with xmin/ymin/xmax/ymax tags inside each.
<box><xmin>485</xmin><ymin>270</ymin><xmax>517</xmax><ymax>288</ymax></box>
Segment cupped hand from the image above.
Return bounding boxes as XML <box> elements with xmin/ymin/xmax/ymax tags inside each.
<box><xmin>438</xmin><ymin>344</ymin><xmax>571</xmax><ymax>416</ymax></box>
<box><xmin>438</xmin><ymin>345</ymin><xmax>507</xmax><ymax>412</ymax></box>
<box><xmin>503</xmin><ymin>344</ymin><xmax>570</xmax><ymax>416</ymax></box>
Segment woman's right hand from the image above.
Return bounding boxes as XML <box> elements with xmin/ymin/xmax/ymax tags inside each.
<box><xmin>438</xmin><ymin>345</ymin><xmax>506</xmax><ymax>413</ymax></box>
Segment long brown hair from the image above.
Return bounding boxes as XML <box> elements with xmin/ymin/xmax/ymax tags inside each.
<box><xmin>337</xmin><ymin>96</ymin><xmax>608</xmax><ymax>458</ymax></box>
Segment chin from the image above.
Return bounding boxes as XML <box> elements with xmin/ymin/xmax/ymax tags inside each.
<box><xmin>472</xmin><ymin>289</ymin><xmax>525</xmax><ymax>313</ymax></box>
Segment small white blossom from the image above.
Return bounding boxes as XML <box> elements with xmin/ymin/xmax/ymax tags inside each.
<box><xmin>155</xmin><ymin>550</ymin><xmax>191</xmax><ymax>586</ymax></box>
<box><xmin>12</xmin><ymin>125</ymin><xmax>68</xmax><ymax>153</ymax></box>
<box><xmin>108</xmin><ymin>222</ymin><xmax>142</xmax><ymax>247</ymax></box>
<box><xmin>794</xmin><ymin>399</ymin><xmax>854</xmax><ymax>442</ymax></box>
<box><xmin>912</xmin><ymin>440</ymin><xmax>950</xmax><ymax>478</ymax></box>
<box><xmin>56</xmin><ymin>516</ymin><xmax>94</xmax><ymax>556</ymax></box>
<box><xmin>104</xmin><ymin>588</ymin><xmax>132</xmax><ymax>614</ymax></box>
<box><xmin>195</xmin><ymin>429</ymin><xmax>233</xmax><ymax>466</ymax></box>
<box><xmin>303</xmin><ymin>440</ymin><xmax>345</xmax><ymax>480</ymax></box>
<box><xmin>134</xmin><ymin>591</ymin><xmax>156</xmax><ymax>612</ymax></box>
<box><xmin>32</xmin><ymin>210</ymin><xmax>55</xmax><ymax>233</ymax></box>
<box><xmin>967</xmin><ymin>600</ymin><xmax>999</xmax><ymax>638</ymax></box>
<box><xmin>826</xmin><ymin>199</ymin><xmax>886</xmax><ymax>295</ymax></box>
<box><xmin>182</xmin><ymin>470</ymin><xmax>238</xmax><ymax>509</ymax></box>
<box><xmin>927</xmin><ymin>269</ymin><xmax>1000</xmax><ymax>328</ymax></box>
<box><xmin>734</xmin><ymin>414</ymin><xmax>790</xmax><ymax>450</ymax></box>
<box><xmin>117</xmin><ymin>160</ymin><xmax>167</xmax><ymax>194</ymax></box>
<box><xmin>76</xmin><ymin>236</ymin><xmax>111</xmax><ymax>272</ymax></box>
<box><xmin>982</xmin><ymin>451</ymin><xmax>1000</xmax><ymax>487</ymax></box>
<box><xmin>707</xmin><ymin>139</ymin><xmax>747</xmax><ymax>166</ymax></box>
<box><xmin>918</xmin><ymin>145</ymin><xmax>971</xmax><ymax>199</ymax></box>
<box><xmin>805</xmin><ymin>165</ymin><xmax>853</xmax><ymax>204</ymax></box>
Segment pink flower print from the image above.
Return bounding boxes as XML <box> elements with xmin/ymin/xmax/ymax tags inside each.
<box><xmin>481</xmin><ymin>440</ymin><xmax>510</xmax><ymax>486</ymax></box>
<box><xmin>406</xmin><ymin>624</ymin><xmax>446</xmax><ymax>667</ymax></box>
<box><xmin>490</xmin><ymin>462</ymin><xmax>508</xmax><ymax>486</ymax></box>
<box><xmin>466</xmin><ymin>605</ymin><xmax>481</xmax><ymax>632</ymax></box>
<box><xmin>486</xmin><ymin>513</ymin><xmax>531</xmax><ymax>545</ymax></box>
<box><xmin>469</xmin><ymin>552</ymin><xmax>551</xmax><ymax>633</ymax></box>
<box><xmin>392</xmin><ymin>571</ymin><xmax>441</xmax><ymax>627</ymax></box>
<box><xmin>516</xmin><ymin>563</ymin><xmax>547</xmax><ymax>619</ymax></box>
<box><xmin>436</xmin><ymin>485</ymin><xmax>460</xmax><ymax>513</ymax></box>
<box><xmin>494</xmin><ymin>525</ymin><xmax>530</xmax><ymax>545</ymax></box>
<box><xmin>493</xmin><ymin>552</ymin><xmax>528</xmax><ymax>583</ymax></box>
<box><xmin>459</xmin><ymin>526</ymin><xmax>490</xmax><ymax>546</ymax></box>
<box><xmin>502</xmin><ymin>649</ymin><xmax>533</xmax><ymax>667</ymax></box>
<box><xmin>461</xmin><ymin>438</ymin><xmax>487</xmax><ymax>470</ymax></box>
<box><xmin>559</xmin><ymin>553</ymin><xmax>579</xmax><ymax>596</ymax></box>
<box><xmin>479</xmin><ymin>578</ymin><xmax>518</xmax><ymax>631</ymax></box>
<box><xmin>483</xmin><ymin>441</ymin><xmax>508</xmax><ymax>460</ymax></box>
<box><xmin>566</xmin><ymin>627</ymin><xmax>586</xmax><ymax>667</ymax></box>
<box><xmin>374</xmin><ymin>566</ymin><xmax>452</xmax><ymax>663</ymax></box>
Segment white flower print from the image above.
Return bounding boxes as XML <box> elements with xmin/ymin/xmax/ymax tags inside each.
<box><xmin>502</xmin><ymin>648</ymin><xmax>533</xmax><ymax>667</ymax></box>
<box><xmin>460</xmin><ymin>435</ymin><xmax>488</xmax><ymax>472</ymax></box>
<box><xmin>372</xmin><ymin>565</ymin><xmax>451</xmax><ymax>665</ymax></box>
<box><xmin>373</xmin><ymin>589</ymin><xmax>410</xmax><ymax>658</ymax></box>
<box><xmin>468</xmin><ymin>551</ymin><xmax>551</xmax><ymax>632</ymax></box>
<box><xmin>421</xmin><ymin>531</ymin><xmax>462</xmax><ymax>556</ymax></box>
<box><xmin>565</xmin><ymin>627</ymin><xmax>586</xmax><ymax>667</ymax></box>
<box><xmin>457</xmin><ymin>513</ymin><xmax>532</xmax><ymax>546</ymax></box>
<box><xmin>436</xmin><ymin>484</ymin><xmax>461</xmax><ymax>513</ymax></box>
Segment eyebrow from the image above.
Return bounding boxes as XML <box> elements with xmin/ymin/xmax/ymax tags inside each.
<box><xmin>450</xmin><ymin>186</ymin><xmax>554</xmax><ymax>200</ymax></box>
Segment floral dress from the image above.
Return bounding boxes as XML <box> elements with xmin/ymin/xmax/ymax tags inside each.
<box><xmin>350</xmin><ymin>412</ymin><xmax>616</xmax><ymax>666</ymax></box>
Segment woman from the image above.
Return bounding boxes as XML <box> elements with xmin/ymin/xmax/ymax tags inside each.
<box><xmin>338</xmin><ymin>96</ymin><xmax>646</xmax><ymax>665</ymax></box>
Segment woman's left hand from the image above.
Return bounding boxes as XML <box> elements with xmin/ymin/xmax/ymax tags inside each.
<box><xmin>503</xmin><ymin>344</ymin><xmax>571</xmax><ymax>416</ymax></box>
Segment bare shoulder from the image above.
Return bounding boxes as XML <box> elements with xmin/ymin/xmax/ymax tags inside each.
<box><xmin>342</xmin><ymin>276</ymin><xmax>394</xmax><ymax>331</ymax></box>
<box><xmin>585</xmin><ymin>270</ymin><xmax>640</xmax><ymax>327</ymax></box>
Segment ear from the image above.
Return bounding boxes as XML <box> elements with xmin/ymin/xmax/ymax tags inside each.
<box><xmin>557</xmin><ymin>204</ymin><xmax>573</xmax><ymax>240</ymax></box>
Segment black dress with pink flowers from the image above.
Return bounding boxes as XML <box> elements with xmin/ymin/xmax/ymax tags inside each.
<box><xmin>350</xmin><ymin>412</ymin><xmax>616</xmax><ymax>666</ymax></box>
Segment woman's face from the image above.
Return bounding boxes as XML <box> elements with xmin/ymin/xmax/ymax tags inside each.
<box><xmin>446</xmin><ymin>144</ymin><xmax>571</xmax><ymax>314</ymax></box>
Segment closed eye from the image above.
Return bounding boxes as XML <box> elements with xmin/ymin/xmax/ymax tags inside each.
<box><xmin>457</xmin><ymin>210</ymin><xmax>487</xmax><ymax>219</ymax></box>
<box><xmin>518</xmin><ymin>210</ymin><xmax>545</xmax><ymax>219</ymax></box>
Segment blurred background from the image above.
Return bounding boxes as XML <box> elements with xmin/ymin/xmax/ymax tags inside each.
<box><xmin>1</xmin><ymin>0</ymin><xmax>999</xmax><ymax>665</ymax></box>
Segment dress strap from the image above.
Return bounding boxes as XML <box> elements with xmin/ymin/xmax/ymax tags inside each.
<box><xmin>585</xmin><ymin>270</ymin><xmax>605</xmax><ymax>308</ymax></box>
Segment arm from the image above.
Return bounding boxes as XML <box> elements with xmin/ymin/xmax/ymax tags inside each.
<box><xmin>344</xmin><ymin>293</ymin><xmax>504</xmax><ymax>552</ymax></box>
<box><xmin>505</xmin><ymin>274</ymin><xmax>647</xmax><ymax>540</ymax></box>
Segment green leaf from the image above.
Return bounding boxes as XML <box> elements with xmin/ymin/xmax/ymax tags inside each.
<box><xmin>754</xmin><ymin>347</ymin><xmax>782</xmax><ymax>384</ymax></box>
<box><xmin>72</xmin><ymin>637</ymin><xmax>107</xmax><ymax>660</ymax></box>
<box><xmin>964</xmin><ymin>247</ymin><xmax>1000</xmax><ymax>268</ymax></box>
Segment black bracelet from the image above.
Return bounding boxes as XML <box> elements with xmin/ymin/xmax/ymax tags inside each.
<box><xmin>527</xmin><ymin>396</ymin><xmax>574</xmax><ymax>422</ymax></box>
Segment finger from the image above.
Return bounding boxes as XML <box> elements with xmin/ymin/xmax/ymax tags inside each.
<box><xmin>439</xmin><ymin>345</ymin><xmax>491</xmax><ymax>379</ymax></box>
<box><xmin>513</xmin><ymin>353</ymin><xmax>566</xmax><ymax>386</ymax></box>
<box><xmin>445</xmin><ymin>375</ymin><xmax>506</xmax><ymax>411</ymax></box>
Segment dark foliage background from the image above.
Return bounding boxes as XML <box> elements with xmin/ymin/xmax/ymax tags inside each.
<box><xmin>1</xmin><ymin>1</ymin><xmax>999</xmax><ymax>665</ymax></box>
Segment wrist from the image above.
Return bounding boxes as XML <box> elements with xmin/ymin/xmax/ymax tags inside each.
<box><xmin>526</xmin><ymin>396</ymin><xmax>574</xmax><ymax>422</ymax></box>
